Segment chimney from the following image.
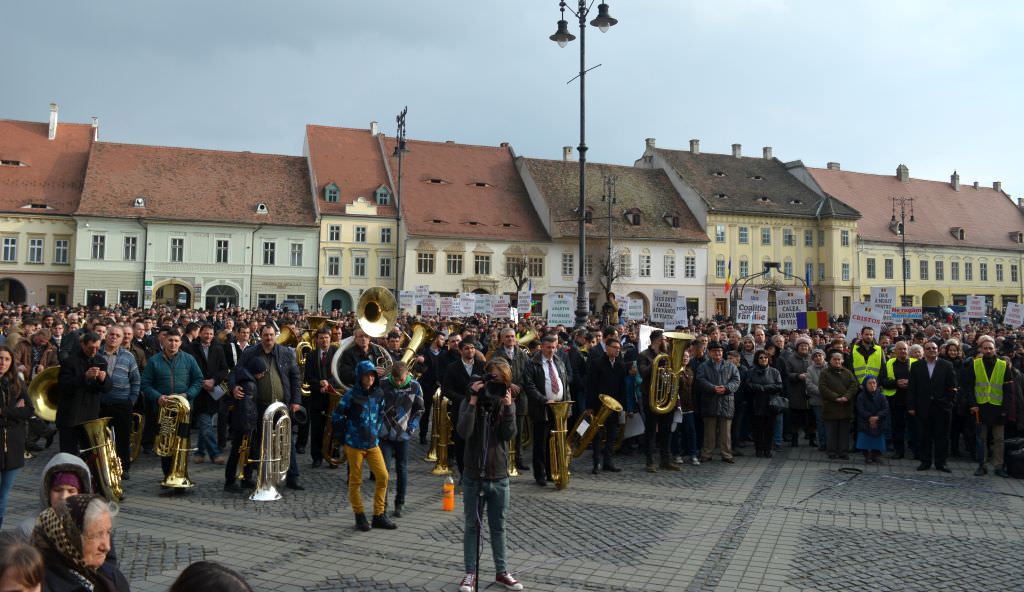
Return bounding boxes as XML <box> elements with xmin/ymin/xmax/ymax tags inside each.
<box><xmin>826</xmin><ymin>162</ymin><xmax>841</xmax><ymax>170</ymax></box>
<box><xmin>951</xmin><ymin>170</ymin><xmax>960</xmax><ymax>191</ymax></box>
<box><xmin>499</xmin><ymin>142</ymin><xmax>509</xmax><ymax>148</ymax></box>
<box><xmin>369</xmin><ymin>121</ymin><xmax>379</xmax><ymax>136</ymax></box>
<box><xmin>1018</xmin><ymin>198</ymin><xmax>1023</xmax><ymax>208</ymax></box>
<box><xmin>973</xmin><ymin>181</ymin><xmax>980</xmax><ymax>189</ymax></box>
<box><xmin>896</xmin><ymin>164</ymin><xmax>909</xmax><ymax>183</ymax></box>
<box><xmin>732</xmin><ymin>143</ymin><xmax>742</xmax><ymax>158</ymax></box>
<box><xmin>762</xmin><ymin>146</ymin><xmax>773</xmax><ymax>160</ymax></box>
<box><xmin>562</xmin><ymin>146</ymin><xmax>573</xmax><ymax>161</ymax></box>
<box><xmin>689</xmin><ymin>139</ymin><xmax>700</xmax><ymax>154</ymax></box>
<box><xmin>994</xmin><ymin>181</ymin><xmax>1003</xmax><ymax>193</ymax></box>
<box><xmin>48</xmin><ymin>103</ymin><xmax>58</xmax><ymax>140</ymax></box>
<box><xmin>91</xmin><ymin>117</ymin><xmax>99</xmax><ymax>141</ymax></box>
<box><xmin>645</xmin><ymin>137</ymin><xmax>656</xmax><ymax>151</ymax></box>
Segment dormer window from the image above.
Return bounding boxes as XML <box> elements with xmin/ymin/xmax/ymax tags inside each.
<box><xmin>0</xmin><ymin>159</ymin><xmax>27</xmax><ymax>167</ymax></box>
<box><xmin>133</xmin><ymin>197</ymin><xmax>146</xmax><ymax>208</ymax></box>
<box><xmin>890</xmin><ymin>220</ymin><xmax>904</xmax><ymax>236</ymax></box>
<box><xmin>256</xmin><ymin>203</ymin><xmax>269</xmax><ymax>215</ymax></box>
<box><xmin>579</xmin><ymin>207</ymin><xmax>593</xmax><ymax>224</ymax></box>
<box><xmin>663</xmin><ymin>213</ymin><xmax>680</xmax><ymax>228</ymax></box>
<box><xmin>1011</xmin><ymin>231</ymin><xmax>1024</xmax><ymax>244</ymax></box>
<box><xmin>324</xmin><ymin>183</ymin><xmax>340</xmax><ymax>203</ymax></box>
<box><xmin>950</xmin><ymin>227</ymin><xmax>965</xmax><ymax>240</ymax></box>
<box><xmin>756</xmin><ymin>196</ymin><xmax>772</xmax><ymax>203</ymax></box>
<box><xmin>471</xmin><ymin>182</ymin><xmax>492</xmax><ymax>188</ymax></box>
<box><xmin>21</xmin><ymin>203</ymin><xmax>49</xmax><ymax>210</ymax></box>
<box><xmin>374</xmin><ymin>185</ymin><xmax>391</xmax><ymax>205</ymax></box>
<box><xmin>624</xmin><ymin>208</ymin><xmax>641</xmax><ymax>226</ymax></box>
<box><xmin>789</xmin><ymin>199</ymin><xmax>803</xmax><ymax>205</ymax></box>
<box><xmin>715</xmin><ymin>193</ymin><xmax>728</xmax><ymax>199</ymax></box>
<box><xmin>712</xmin><ymin>171</ymin><xmax>727</xmax><ymax>177</ymax></box>
<box><xmin>749</xmin><ymin>175</ymin><xmax>765</xmax><ymax>181</ymax></box>
<box><xmin>425</xmin><ymin>178</ymin><xmax>449</xmax><ymax>185</ymax></box>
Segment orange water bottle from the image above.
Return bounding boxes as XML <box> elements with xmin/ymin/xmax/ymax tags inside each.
<box><xmin>442</xmin><ymin>475</ymin><xmax>455</xmax><ymax>511</ymax></box>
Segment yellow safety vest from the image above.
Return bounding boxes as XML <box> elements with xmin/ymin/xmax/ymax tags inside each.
<box><xmin>973</xmin><ymin>357</ymin><xmax>1007</xmax><ymax>406</ymax></box>
<box><xmin>881</xmin><ymin>357</ymin><xmax>916</xmax><ymax>397</ymax></box>
<box><xmin>851</xmin><ymin>345</ymin><xmax>883</xmax><ymax>384</ymax></box>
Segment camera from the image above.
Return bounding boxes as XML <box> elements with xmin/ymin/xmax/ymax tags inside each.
<box><xmin>471</xmin><ymin>373</ymin><xmax>507</xmax><ymax>411</ymax></box>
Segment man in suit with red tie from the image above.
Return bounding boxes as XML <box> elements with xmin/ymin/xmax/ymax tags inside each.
<box><xmin>304</xmin><ymin>328</ymin><xmax>341</xmax><ymax>468</ymax></box>
<box><xmin>525</xmin><ymin>335</ymin><xmax>570</xmax><ymax>486</ymax></box>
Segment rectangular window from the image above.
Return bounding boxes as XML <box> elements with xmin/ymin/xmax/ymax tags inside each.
<box><xmin>379</xmin><ymin>256</ymin><xmax>392</xmax><ymax>278</ymax></box>
<box><xmin>328</xmin><ymin>225</ymin><xmax>340</xmax><ymax>241</ymax></box>
<box><xmin>951</xmin><ymin>261</ymin><xmax>960</xmax><ymax>281</ymax></box>
<box><xmin>903</xmin><ymin>259</ymin><xmax>911</xmax><ymax>280</ymax></box>
<box><xmin>286</xmin><ymin>294</ymin><xmax>306</xmax><ymax>309</ymax></box>
<box><xmin>819</xmin><ymin>263</ymin><xmax>825</xmax><ymax>281</ymax></box>
<box><xmin>54</xmin><ymin>239</ymin><xmax>69</xmax><ymax>264</ymax></box>
<box><xmin>738</xmin><ymin>227</ymin><xmax>749</xmax><ymax>244</ymax></box>
<box><xmin>818</xmin><ymin>230</ymin><xmax>825</xmax><ymax>246</ymax></box>
<box><xmin>28</xmin><ymin>238</ymin><xmax>44</xmax><ymax>264</ymax></box>
<box><xmin>783</xmin><ymin>228</ymin><xmax>795</xmax><ymax>246</ymax></box>
<box><xmin>638</xmin><ymin>254</ymin><xmax>651</xmax><ymax>277</ymax></box>
<box><xmin>684</xmin><ymin>256</ymin><xmax>696</xmax><ymax>279</ymax></box>
<box><xmin>90</xmin><ymin>235</ymin><xmax>105</xmax><ymax>260</ymax></box>
<box><xmin>715</xmin><ymin>224</ymin><xmax>726</xmax><ymax>243</ymax></box>
<box><xmin>353</xmin><ymin>255</ymin><xmax>366</xmax><ymax>277</ymax></box>
<box><xmin>618</xmin><ymin>253</ymin><xmax>632</xmax><ymax>277</ymax></box>
<box><xmin>290</xmin><ymin>243</ymin><xmax>303</xmax><ymax>267</ymax></box>
<box><xmin>866</xmin><ymin>258</ymin><xmax>876</xmax><ymax>279</ymax></box>
<box><xmin>169</xmin><ymin>238</ymin><xmax>184</xmax><ymax>263</ymax></box>
<box><xmin>262</xmin><ymin>241</ymin><xmax>275</xmax><ymax>265</ymax></box>
<box><xmin>804</xmin><ymin>230</ymin><xmax>814</xmax><ymax>247</ymax></box>
<box><xmin>664</xmin><ymin>254</ymin><xmax>675</xmax><ymax>278</ymax></box>
<box><xmin>417</xmin><ymin>252</ymin><xmax>435</xmax><ymax>274</ymax></box>
<box><xmin>446</xmin><ymin>253</ymin><xmax>463</xmax><ymax>275</ymax></box>
<box><xmin>215</xmin><ymin>239</ymin><xmax>229</xmax><ymax>264</ymax></box>
<box><xmin>935</xmin><ymin>260</ymin><xmax>944</xmax><ymax>281</ymax></box>
<box><xmin>841</xmin><ymin>230</ymin><xmax>850</xmax><ymax>247</ymax></box>
<box><xmin>979</xmin><ymin>262</ymin><xmax>988</xmax><ymax>282</ymax></box>
<box><xmin>474</xmin><ymin>254</ymin><xmax>491</xmax><ymax>275</ymax></box>
<box><xmin>965</xmin><ymin>262</ymin><xmax>973</xmax><ymax>281</ymax></box>
<box><xmin>257</xmin><ymin>293</ymin><xmax>276</xmax><ymax>310</ymax></box>
<box><xmin>561</xmin><ymin>253</ymin><xmax>574</xmax><ymax>276</ymax></box>
<box><xmin>327</xmin><ymin>256</ymin><xmax>340</xmax><ymax>276</ymax></box>
<box><xmin>761</xmin><ymin>227</ymin><xmax>771</xmax><ymax>245</ymax></box>
<box><xmin>739</xmin><ymin>260</ymin><xmax>749</xmax><ymax>278</ymax></box>
<box><xmin>805</xmin><ymin>262</ymin><xmax>814</xmax><ymax>281</ymax></box>
<box><xmin>715</xmin><ymin>258</ymin><xmax>725</xmax><ymax>278</ymax></box>
<box><xmin>2</xmin><ymin>237</ymin><xmax>16</xmax><ymax>262</ymax></box>
<box><xmin>884</xmin><ymin>258</ymin><xmax>894</xmax><ymax>280</ymax></box>
<box><xmin>584</xmin><ymin>255</ymin><xmax>593</xmax><ymax>276</ymax></box>
<box><xmin>783</xmin><ymin>261</ymin><xmax>793</xmax><ymax>276</ymax></box>
<box><xmin>919</xmin><ymin>260</ymin><xmax>928</xmax><ymax>280</ymax></box>
<box><xmin>528</xmin><ymin>256</ymin><xmax>544</xmax><ymax>278</ymax></box>
<box><xmin>842</xmin><ymin>262</ymin><xmax>850</xmax><ymax>281</ymax></box>
<box><xmin>119</xmin><ymin>236</ymin><xmax>135</xmax><ymax>262</ymax></box>
<box><xmin>996</xmin><ymin>263</ymin><xmax>1004</xmax><ymax>282</ymax></box>
<box><xmin>355</xmin><ymin>226</ymin><xmax>366</xmax><ymax>243</ymax></box>
<box><xmin>1012</xmin><ymin>264</ymin><xmax>1019</xmax><ymax>283</ymax></box>
<box><xmin>380</xmin><ymin>228</ymin><xmax>392</xmax><ymax>244</ymax></box>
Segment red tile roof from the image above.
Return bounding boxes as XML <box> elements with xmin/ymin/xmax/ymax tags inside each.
<box><xmin>304</xmin><ymin>124</ymin><xmax>397</xmax><ymax>217</ymax></box>
<box><xmin>78</xmin><ymin>142</ymin><xmax>316</xmax><ymax>226</ymax></box>
<box><xmin>381</xmin><ymin>137</ymin><xmax>549</xmax><ymax>242</ymax></box>
<box><xmin>809</xmin><ymin>167</ymin><xmax>1024</xmax><ymax>251</ymax></box>
<box><xmin>0</xmin><ymin>119</ymin><xmax>94</xmax><ymax>215</ymax></box>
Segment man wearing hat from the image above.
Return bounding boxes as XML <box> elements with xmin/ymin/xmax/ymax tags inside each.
<box><xmin>695</xmin><ymin>341</ymin><xmax>740</xmax><ymax>463</ymax></box>
<box><xmin>638</xmin><ymin>330</ymin><xmax>680</xmax><ymax>472</ymax></box>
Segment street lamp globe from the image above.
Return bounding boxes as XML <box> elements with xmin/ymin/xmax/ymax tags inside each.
<box><xmin>550</xmin><ymin>19</ymin><xmax>576</xmax><ymax>47</ymax></box>
<box><xmin>590</xmin><ymin>3</ymin><xmax>618</xmax><ymax>32</ymax></box>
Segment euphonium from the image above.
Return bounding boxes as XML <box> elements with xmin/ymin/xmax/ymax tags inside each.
<box><xmin>569</xmin><ymin>394</ymin><xmax>623</xmax><ymax>458</ymax></box>
<box><xmin>296</xmin><ymin>341</ymin><xmax>314</xmax><ymax>396</ymax></box>
<box><xmin>548</xmin><ymin>400</ymin><xmax>574</xmax><ymax>490</ymax></box>
<box><xmin>251</xmin><ymin>402</ymin><xmax>291</xmax><ymax>501</ymax></box>
<box><xmin>430</xmin><ymin>393</ymin><xmax>453</xmax><ymax>475</ymax></box>
<box><xmin>518</xmin><ymin>329</ymin><xmax>538</xmax><ymax>354</ymax></box>
<box><xmin>27</xmin><ymin>366</ymin><xmax>59</xmax><ymax>422</ymax></box>
<box><xmin>129</xmin><ymin>412</ymin><xmax>144</xmax><ymax>463</ymax></box>
<box><xmin>649</xmin><ymin>332</ymin><xmax>694</xmax><ymax>415</ymax></box>
<box><xmin>321</xmin><ymin>384</ymin><xmax>346</xmax><ymax>467</ymax></box>
<box><xmin>154</xmin><ymin>394</ymin><xmax>195</xmax><ymax>489</ymax></box>
<box><xmin>78</xmin><ymin>417</ymin><xmax>123</xmax><ymax>501</ymax></box>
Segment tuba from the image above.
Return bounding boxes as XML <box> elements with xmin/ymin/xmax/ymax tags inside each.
<box><xmin>569</xmin><ymin>394</ymin><xmax>623</xmax><ymax>458</ymax></box>
<box><xmin>78</xmin><ymin>417</ymin><xmax>123</xmax><ymax>501</ymax></box>
<box><xmin>330</xmin><ymin>287</ymin><xmax>396</xmax><ymax>389</ymax></box>
<box><xmin>649</xmin><ymin>332</ymin><xmax>694</xmax><ymax>415</ymax></box>
<box><xmin>298</xmin><ymin>316</ymin><xmax>334</xmax><ymax>395</ymax></box>
<box><xmin>321</xmin><ymin>384</ymin><xmax>346</xmax><ymax>467</ymax></box>
<box><xmin>276</xmin><ymin>325</ymin><xmax>299</xmax><ymax>347</ymax></box>
<box><xmin>401</xmin><ymin>322</ymin><xmax>434</xmax><ymax>378</ymax></box>
<box><xmin>129</xmin><ymin>412</ymin><xmax>145</xmax><ymax>463</ymax></box>
<box><xmin>548</xmin><ymin>400</ymin><xmax>574</xmax><ymax>490</ymax></box>
<box><xmin>154</xmin><ymin>395</ymin><xmax>195</xmax><ymax>489</ymax></box>
<box><xmin>250</xmin><ymin>402</ymin><xmax>291</xmax><ymax>501</ymax></box>
<box><xmin>28</xmin><ymin>366</ymin><xmax>59</xmax><ymax>422</ymax></box>
<box><xmin>429</xmin><ymin>391</ymin><xmax>453</xmax><ymax>475</ymax></box>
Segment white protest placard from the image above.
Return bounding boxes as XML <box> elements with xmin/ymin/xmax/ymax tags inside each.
<box><xmin>651</xmin><ymin>289</ymin><xmax>678</xmax><ymax>326</ymax></box>
<box><xmin>736</xmin><ymin>288</ymin><xmax>769</xmax><ymax>325</ymax></box>
<box><xmin>869</xmin><ymin>287</ymin><xmax>897</xmax><ymax>323</ymax></box>
<box><xmin>517</xmin><ymin>289</ymin><xmax>532</xmax><ymax>310</ymax></box>
<box><xmin>628</xmin><ymin>298</ymin><xmax>645</xmax><ymax>321</ymax></box>
<box><xmin>547</xmin><ymin>292</ymin><xmax>574</xmax><ymax>325</ymax></box>
<box><xmin>639</xmin><ymin>324</ymin><xmax>656</xmax><ymax>352</ymax></box>
<box><xmin>439</xmin><ymin>297</ymin><xmax>456</xmax><ymax>318</ymax></box>
<box><xmin>775</xmin><ymin>290</ymin><xmax>807</xmax><ymax>331</ymax></box>
<box><xmin>966</xmin><ymin>295</ymin><xmax>987</xmax><ymax>319</ymax></box>
<box><xmin>420</xmin><ymin>294</ymin><xmax>438</xmax><ymax>316</ymax></box>
<box><xmin>674</xmin><ymin>296</ymin><xmax>689</xmax><ymax>328</ymax></box>
<box><xmin>414</xmin><ymin>285</ymin><xmax>430</xmax><ymax>305</ymax></box>
<box><xmin>618</xmin><ymin>297</ymin><xmax>632</xmax><ymax>321</ymax></box>
<box><xmin>493</xmin><ymin>295</ymin><xmax>511</xmax><ymax>319</ymax></box>
<box><xmin>890</xmin><ymin>306</ymin><xmax>922</xmax><ymax>322</ymax></box>
<box><xmin>1004</xmin><ymin>302</ymin><xmax>1024</xmax><ymax>327</ymax></box>
<box><xmin>398</xmin><ymin>290</ymin><xmax>416</xmax><ymax>313</ymax></box>
<box><xmin>458</xmin><ymin>292</ymin><xmax>476</xmax><ymax>316</ymax></box>
<box><xmin>846</xmin><ymin>302</ymin><xmax>884</xmax><ymax>341</ymax></box>
<box><xmin>474</xmin><ymin>294</ymin><xmax>494</xmax><ymax>316</ymax></box>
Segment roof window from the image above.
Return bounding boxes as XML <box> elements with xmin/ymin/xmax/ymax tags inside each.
<box><xmin>715</xmin><ymin>193</ymin><xmax>728</xmax><ymax>199</ymax></box>
<box><xmin>426</xmin><ymin>178</ymin><xmax>449</xmax><ymax>185</ymax></box>
<box><xmin>374</xmin><ymin>185</ymin><xmax>390</xmax><ymax>205</ymax></box>
<box><xmin>712</xmin><ymin>171</ymin><xmax>727</xmax><ymax>177</ymax></box>
<box><xmin>0</xmin><ymin>159</ymin><xmax>27</xmax><ymax>167</ymax></box>
<box><xmin>663</xmin><ymin>213</ymin><xmax>680</xmax><ymax>228</ymax></box>
<box><xmin>431</xmin><ymin>218</ymin><xmax>447</xmax><ymax>224</ymax></box>
<box><xmin>950</xmin><ymin>227</ymin><xmax>964</xmax><ymax>240</ymax></box>
<box><xmin>133</xmin><ymin>197</ymin><xmax>146</xmax><ymax>208</ymax></box>
<box><xmin>23</xmin><ymin>203</ymin><xmax>49</xmax><ymax>210</ymax></box>
<box><xmin>324</xmin><ymin>183</ymin><xmax>340</xmax><ymax>203</ymax></box>
<box><xmin>789</xmin><ymin>199</ymin><xmax>802</xmax><ymax>205</ymax></box>
<box><xmin>624</xmin><ymin>208</ymin><xmax>642</xmax><ymax>226</ymax></box>
<box><xmin>502</xmin><ymin>223</ymin><xmax>517</xmax><ymax>228</ymax></box>
<box><xmin>749</xmin><ymin>175</ymin><xmax>765</xmax><ymax>181</ymax></box>
<box><xmin>466</xmin><ymin>221</ymin><xmax>481</xmax><ymax>226</ymax></box>
<box><xmin>256</xmin><ymin>203</ymin><xmax>269</xmax><ymax>214</ymax></box>
<box><xmin>471</xmin><ymin>182</ymin><xmax>492</xmax><ymax>188</ymax></box>
<box><xmin>756</xmin><ymin>196</ymin><xmax>772</xmax><ymax>203</ymax></box>
<box><xmin>1011</xmin><ymin>231</ymin><xmax>1023</xmax><ymax>244</ymax></box>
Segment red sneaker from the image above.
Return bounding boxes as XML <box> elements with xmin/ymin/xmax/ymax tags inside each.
<box><xmin>495</xmin><ymin>572</ymin><xmax>523</xmax><ymax>591</ymax></box>
<box><xmin>458</xmin><ymin>573</ymin><xmax>476</xmax><ymax>592</ymax></box>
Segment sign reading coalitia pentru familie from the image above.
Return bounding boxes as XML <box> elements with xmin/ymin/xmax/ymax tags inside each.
<box><xmin>736</xmin><ymin>288</ymin><xmax>769</xmax><ymax>325</ymax></box>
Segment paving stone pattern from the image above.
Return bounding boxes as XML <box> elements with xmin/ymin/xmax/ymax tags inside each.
<box><xmin>7</xmin><ymin>442</ymin><xmax>1024</xmax><ymax>591</ymax></box>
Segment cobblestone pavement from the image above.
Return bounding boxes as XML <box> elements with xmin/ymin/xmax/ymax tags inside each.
<box><xmin>7</xmin><ymin>440</ymin><xmax>1024</xmax><ymax>592</ymax></box>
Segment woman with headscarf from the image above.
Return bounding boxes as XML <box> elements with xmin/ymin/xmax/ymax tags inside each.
<box><xmin>0</xmin><ymin>344</ymin><xmax>32</xmax><ymax>530</ymax></box>
<box><xmin>855</xmin><ymin>375</ymin><xmax>890</xmax><ymax>464</ymax></box>
<box><xmin>32</xmin><ymin>494</ymin><xmax>130</xmax><ymax>592</ymax></box>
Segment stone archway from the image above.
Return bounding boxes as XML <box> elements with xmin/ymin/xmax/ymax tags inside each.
<box><xmin>322</xmin><ymin>289</ymin><xmax>353</xmax><ymax>312</ymax></box>
<box><xmin>153</xmin><ymin>280</ymin><xmax>194</xmax><ymax>309</ymax></box>
<box><xmin>922</xmin><ymin>290</ymin><xmax>944</xmax><ymax>308</ymax></box>
<box><xmin>204</xmin><ymin>284</ymin><xmax>239</xmax><ymax>310</ymax></box>
<box><xmin>626</xmin><ymin>290</ymin><xmax>649</xmax><ymax>316</ymax></box>
<box><xmin>0</xmin><ymin>278</ymin><xmax>26</xmax><ymax>304</ymax></box>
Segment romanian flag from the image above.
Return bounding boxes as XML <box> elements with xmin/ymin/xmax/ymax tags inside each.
<box><xmin>797</xmin><ymin>311</ymin><xmax>828</xmax><ymax>330</ymax></box>
<box><xmin>723</xmin><ymin>257</ymin><xmax>732</xmax><ymax>295</ymax></box>
<box><xmin>805</xmin><ymin>266</ymin><xmax>813</xmax><ymax>302</ymax></box>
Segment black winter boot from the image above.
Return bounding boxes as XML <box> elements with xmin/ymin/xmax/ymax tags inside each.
<box><xmin>355</xmin><ymin>513</ymin><xmax>370</xmax><ymax>531</ymax></box>
<box><xmin>372</xmin><ymin>513</ymin><xmax>397</xmax><ymax>529</ymax></box>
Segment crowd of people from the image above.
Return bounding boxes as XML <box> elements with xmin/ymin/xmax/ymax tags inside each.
<box><xmin>0</xmin><ymin>300</ymin><xmax>1022</xmax><ymax>592</ymax></box>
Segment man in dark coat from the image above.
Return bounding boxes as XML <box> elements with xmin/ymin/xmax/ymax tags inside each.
<box><xmin>442</xmin><ymin>339</ymin><xmax>485</xmax><ymax>477</ymax></box>
<box><xmin>638</xmin><ymin>330</ymin><xmax>679</xmax><ymax>472</ymax></box>
<box><xmin>523</xmin><ymin>335</ymin><xmax>568</xmax><ymax>486</ymax></box>
<box><xmin>303</xmin><ymin>327</ymin><xmax>340</xmax><ymax>467</ymax></box>
<box><xmin>56</xmin><ymin>332</ymin><xmax>112</xmax><ymax>454</ymax></box>
<box><xmin>908</xmin><ymin>341</ymin><xmax>958</xmax><ymax>472</ymax></box>
<box><xmin>186</xmin><ymin>324</ymin><xmax>230</xmax><ymax>463</ymax></box>
<box><xmin>490</xmin><ymin>328</ymin><xmax>532</xmax><ymax>472</ymax></box>
<box><xmin>586</xmin><ymin>336</ymin><xmax>629</xmax><ymax>473</ymax></box>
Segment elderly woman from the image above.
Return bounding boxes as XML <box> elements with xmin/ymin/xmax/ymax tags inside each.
<box><xmin>32</xmin><ymin>494</ymin><xmax>130</xmax><ymax>592</ymax></box>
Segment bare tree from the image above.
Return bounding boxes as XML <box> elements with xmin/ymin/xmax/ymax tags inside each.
<box><xmin>503</xmin><ymin>255</ymin><xmax>530</xmax><ymax>307</ymax></box>
<box><xmin>597</xmin><ymin>248</ymin><xmax>626</xmax><ymax>295</ymax></box>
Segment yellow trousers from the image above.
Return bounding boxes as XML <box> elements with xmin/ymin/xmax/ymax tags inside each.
<box><xmin>344</xmin><ymin>445</ymin><xmax>389</xmax><ymax>516</ymax></box>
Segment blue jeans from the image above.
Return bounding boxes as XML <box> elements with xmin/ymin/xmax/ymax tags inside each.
<box><xmin>195</xmin><ymin>412</ymin><xmax>221</xmax><ymax>459</ymax></box>
<box><xmin>463</xmin><ymin>477</ymin><xmax>510</xmax><ymax>574</ymax></box>
<box><xmin>773</xmin><ymin>414</ymin><xmax>784</xmax><ymax>446</ymax></box>
<box><xmin>379</xmin><ymin>439</ymin><xmax>409</xmax><ymax>506</ymax></box>
<box><xmin>813</xmin><ymin>406</ymin><xmax>827</xmax><ymax>448</ymax></box>
<box><xmin>0</xmin><ymin>468</ymin><xmax>20</xmax><ymax>529</ymax></box>
<box><xmin>671</xmin><ymin>412</ymin><xmax>698</xmax><ymax>457</ymax></box>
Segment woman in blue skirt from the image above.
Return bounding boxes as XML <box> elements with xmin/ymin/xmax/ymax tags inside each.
<box><xmin>855</xmin><ymin>375</ymin><xmax>889</xmax><ymax>464</ymax></box>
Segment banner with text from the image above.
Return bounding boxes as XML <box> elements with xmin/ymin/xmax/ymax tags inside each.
<box><xmin>493</xmin><ymin>295</ymin><xmax>511</xmax><ymax>319</ymax></box>
<box><xmin>869</xmin><ymin>287</ymin><xmax>897</xmax><ymax>323</ymax></box>
<box><xmin>889</xmin><ymin>306</ymin><xmax>922</xmax><ymax>322</ymax></box>
<box><xmin>628</xmin><ymin>298</ymin><xmax>645</xmax><ymax>321</ymax></box>
<box><xmin>414</xmin><ymin>285</ymin><xmax>431</xmax><ymax>305</ymax></box>
<box><xmin>651</xmin><ymin>289</ymin><xmax>678</xmax><ymax>325</ymax></box>
<box><xmin>966</xmin><ymin>295</ymin><xmax>987</xmax><ymax>319</ymax></box>
<box><xmin>846</xmin><ymin>302</ymin><xmax>884</xmax><ymax>341</ymax></box>
<box><xmin>674</xmin><ymin>296</ymin><xmax>689</xmax><ymax>328</ymax></box>
<box><xmin>439</xmin><ymin>297</ymin><xmax>456</xmax><ymax>318</ymax></box>
<box><xmin>517</xmin><ymin>289</ymin><xmax>532</xmax><ymax>311</ymax></box>
<box><xmin>420</xmin><ymin>294</ymin><xmax>438</xmax><ymax>316</ymax></box>
<box><xmin>547</xmin><ymin>293</ymin><xmax>574</xmax><ymax>325</ymax></box>
<box><xmin>399</xmin><ymin>290</ymin><xmax>415</xmax><ymax>313</ymax></box>
<box><xmin>458</xmin><ymin>293</ymin><xmax>476</xmax><ymax>316</ymax></box>
<box><xmin>618</xmin><ymin>297</ymin><xmax>633</xmax><ymax>321</ymax></box>
<box><xmin>775</xmin><ymin>290</ymin><xmax>807</xmax><ymax>330</ymax></box>
<box><xmin>474</xmin><ymin>294</ymin><xmax>494</xmax><ymax>316</ymax></box>
<box><xmin>1004</xmin><ymin>302</ymin><xmax>1024</xmax><ymax>327</ymax></box>
<box><xmin>736</xmin><ymin>288</ymin><xmax>769</xmax><ymax>326</ymax></box>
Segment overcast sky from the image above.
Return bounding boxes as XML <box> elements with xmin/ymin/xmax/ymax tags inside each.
<box><xmin>5</xmin><ymin>1</ymin><xmax>1023</xmax><ymax>197</ymax></box>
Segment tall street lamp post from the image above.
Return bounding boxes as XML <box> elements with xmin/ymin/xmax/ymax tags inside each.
<box><xmin>393</xmin><ymin>107</ymin><xmax>407</xmax><ymax>296</ymax></box>
<box><xmin>550</xmin><ymin>1</ymin><xmax>618</xmax><ymax>328</ymax></box>
<box><xmin>891</xmin><ymin>196</ymin><xmax>914</xmax><ymax>305</ymax></box>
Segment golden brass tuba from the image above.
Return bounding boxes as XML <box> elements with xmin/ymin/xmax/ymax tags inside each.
<box><xmin>649</xmin><ymin>332</ymin><xmax>694</xmax><ymax>415</ymax></box>
<box><xmin>429</xmin><ymin>391</ymin><xmax>453</xmax><ymax>475</ymax></box>
<box><xmin>569</xmin><ymin>394</ymin><xmax>623</xmax><ymax>458</ymax></box>
<box><xmin>78</xmin><ymin>417</ymin><xmax>123</xmax><ymax>501</ymax></box>
<box><xmin>27</xmin><ymin>366</ymin><xmax>59</xmax><ymax>422</ymax></box>
<box><xmin>548</xmin><ymin>400</ymin><xmax>574</xmax><ymax>490</ymax></box>
<box><xmin>154</xmin><ymin>394</ymin><xmax>195</xmax><ymax>489</ymax></box>
<box><xmin>400</xmin><ymin>322</ymin><xmax>434</xmax><ymax>378</ymax></box>
<box><xmin>330</xmin><ymin>288</ymin><xmax>396</xmax><ymax>389</ymax></box>
<box><xmin>250</xmin><ymin>402</ymin><xmax>292</xmax><ymax>501</ymax></box>
<box><xmin>275</xmin><ymin>325</ymin><xmax>300</xmax><ymax>347</ymax></box>
<box><xmin>129</xmin><ymin>412</ymin><xmax>145</xmax><ymax>463</ymax></box>
<box><xmin>321</xmin><ymin>384</ymin><xmax>346</xmax><ymax>467</ymax></box>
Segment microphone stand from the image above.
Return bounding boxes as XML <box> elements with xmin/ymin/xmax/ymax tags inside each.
<box><xmin>473</xmin><ymin>402</ymin><xmax>492</xmax><ymax>592</ymax></box>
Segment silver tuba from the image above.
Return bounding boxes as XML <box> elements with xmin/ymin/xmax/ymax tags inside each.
<box><xmin>250</xmin><ymin>402</ymin><xmax>292</xmax><ymax>501</ymax></box>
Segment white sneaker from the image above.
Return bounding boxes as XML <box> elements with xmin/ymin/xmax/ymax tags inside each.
<box><xmin>673</xmin><ymin>455</ymin><xmax>684</xmax><ymax>464</ymax></box>
<box><xmin>459</xmin><ymin>573</ymin><xmax>476</xmax><ymax>592</ymax></box>
<box><xmin>690</xmin><ymin>456</ymin><xmax>701</xmax><ymax>466</ymax></box>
